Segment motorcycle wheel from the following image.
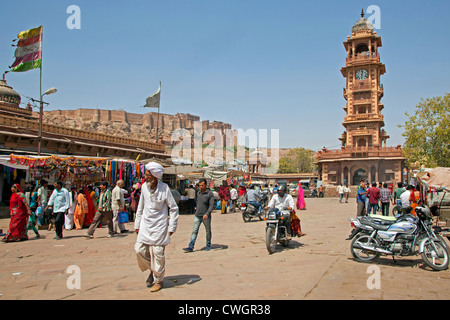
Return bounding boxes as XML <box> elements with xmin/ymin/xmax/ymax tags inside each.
<box><xmin>421</xmin><ymin>239</ymin><xmax>449</xmax><ymax>271</ymax></box>
<box><xmin>350</xmin><ymin>235</ymin><xmax>381</xmax><ymax>262</ymax></box>
<box><xmin>266</xmin><ymin>226</ymin><xmax>277</xmax><ymax>254</ymax></box>
<box><xmin>242</xmin><ymin>210</ymin><xmax>251</xmax><ymax>223</ymax></box>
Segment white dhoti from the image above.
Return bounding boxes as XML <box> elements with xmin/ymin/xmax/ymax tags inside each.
<box><xmin>135</xmin><ymin>241</ymin><xmax>165</xmax><ymax>283</ymax></box>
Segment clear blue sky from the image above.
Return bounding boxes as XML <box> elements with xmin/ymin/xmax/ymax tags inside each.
<box><xmin>1</xmin><ymin>0</ymin><xmax>449</xmax><ymax>150</ymax></box>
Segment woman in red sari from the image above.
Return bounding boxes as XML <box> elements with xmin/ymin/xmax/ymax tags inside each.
<box><xmin>2</xmin><ymin>184</ymin><xmax>31</xmax><ymax>242</ymax></box>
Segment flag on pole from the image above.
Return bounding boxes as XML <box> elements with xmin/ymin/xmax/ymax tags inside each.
<box><xmin>143</xmin><ymin>82</ymin><xmax>161</xmax><ymax>108</ymax></box>
<box><xmin>8</xmin><ymin>26</ymin><xmax>43</xmax><ymax>72</ymax></box>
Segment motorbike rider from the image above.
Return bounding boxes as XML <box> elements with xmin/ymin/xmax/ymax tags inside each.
<box><xmin>246</xmin><ymin>184</ymin><xmax>263</xmax><ymax>213</ymax></box>
<box><xmin>265</xmin><ymin>184</ymin><xmax>295</xmax><ymax>236</ymax></box>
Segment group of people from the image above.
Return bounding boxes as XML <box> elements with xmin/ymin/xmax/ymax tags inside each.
<box><xmin>2</xmin><ymin>178</ymin><xmax>137</xmax><ymax>242</ymax></box>
<box><xmin>356</xmin><ymin>180</ymin><xmax>422</xmax><ymax>217</ymax></box>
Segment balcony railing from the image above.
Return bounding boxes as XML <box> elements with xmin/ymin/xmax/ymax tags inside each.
<box><xmin>317</xmin><ymin>146</ymin><xmax>403</xmax><ymax>160</ymax></box>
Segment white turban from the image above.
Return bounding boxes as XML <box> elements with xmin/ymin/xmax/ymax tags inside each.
<box><xmin>145</xmin><ymin>162</ymin><xmax>164</xmax><ymax>179</ymax></box>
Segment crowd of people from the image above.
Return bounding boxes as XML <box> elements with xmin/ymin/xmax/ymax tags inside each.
<box><xmin>355</xmin><ymin>180</ymin><xmax>422</xmax><ymax>217</ymax></box>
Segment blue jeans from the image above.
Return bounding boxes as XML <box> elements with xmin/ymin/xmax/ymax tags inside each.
<box><xmin>248</xmin><ymin>201</ymin><xmax>262</xmax><ymax>213</ymax></box>
<box><xmin>368</xmin><ymin>203</ymin><xmax>378</xmax><ymax>215</ymax></box>
<box><xmin>188</xmin><ymin>214</ymin><xmax>212</xmax><ymax>249</ymax></box>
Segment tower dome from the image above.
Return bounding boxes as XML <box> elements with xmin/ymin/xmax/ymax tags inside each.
<box><xmin>352</xmin><ymin>9</ymin><xmax>374</xmax><ymax>33</ymax></box>
<box><xmin>0</xmin><ymin>78</ymin><xmax>21</xmax><ymax>106</ymax></box>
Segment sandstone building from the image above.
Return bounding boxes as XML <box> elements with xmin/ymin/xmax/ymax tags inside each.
<box><xmin>316</xmin><ymin>11</ymin><xmax>405</xmax><ymax>185</ymax></box>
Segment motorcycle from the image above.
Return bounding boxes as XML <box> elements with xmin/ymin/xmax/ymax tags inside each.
<box><xmin>264</xmin><ymin>208</ymin><xmax>291</xmax><ymax>254</ymax></box>
<box><xmin>241</xmin><ymin>202</ymin><xmax>265</xmax><ymax>222</ymax></box>
<box><xmin>347</xmin><ymin>206</ymin><xmax>449</xmax><ymax>271</ymax></box>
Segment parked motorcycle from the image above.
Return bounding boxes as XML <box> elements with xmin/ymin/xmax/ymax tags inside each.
<box><xmin>347</xmin><ymin>206</ymin><xmax>449</xmax><ymax>271</ymax></box>
<box><xmin>264</xmin><ymin>208</ymin><xmax>290</xmax><ymax>254</ymax></box>
<box><xmin>241</xmin><ymin>202</ymin><xmax>265</xmax><ymax>222</ymax></box>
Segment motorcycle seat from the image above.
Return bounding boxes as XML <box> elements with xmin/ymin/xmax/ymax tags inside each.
<box><xmin>368</xmin><ymin>214</ymin><xmax>397</xmax><ymax>222</ymax></box>
<box><xmin>360</xmin><ymin>217</ymin><xmax>391</xmax><ymax>231</ymax></box>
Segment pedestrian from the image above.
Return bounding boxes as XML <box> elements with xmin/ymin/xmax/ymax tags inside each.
<box><xmin>229</xmin><ymin>184</ymin><xmax>238</xmax><ymax>212</ymax></box>
<box><xmin>187</xmin><ymin>185</ymin><xmax>196</xmax><ymax>214</ymax></box>
<box><xmin>343</xmin><ymin>184</ymin><xmax>350</xmax><ymax>203</ymax></box>
<box><xmin>2</xmin><ymin>184</ymin><xmax>32</xmax><ymax>242</ymax></box>
<box><xmin>356</xmin><ymin>180</ymin><xmax>367</xmax><ymax>216</ymax></box>
<box><xmin>218</xmin><ymin>181</ymin><xmax>230</xmax><ymax>214</ymax></box>
<box><xmin>337</xmin><ymin>184</ymin><xmax>345</xmax><ymax>203</ymax></box>
<box><xmin>183</xmin><ymin>178</ymin><xmax>215</xmax><ymax>252</ymax></box>
<box><xmin>26</xmin><ymin>185</ymin><xmax>40</xmax><ymax>238</ymax></box>
<box><xmin>297</xmin><ymin>182</ymin><xmax>306</xmax><ymax>210</ymax></box>
<box><xmin>392</xmin><ymin>182</ymin><xmax>405</xmax><ymax>207</ymax></box>
<box><xmin>37</xmin><ymin>179</ymin><xmax>49</xmax><ymax>227</ymax></box>
<box><xmin>129</xmin><ymin>183</ymin><xmax>141</xmax><ymax>222</ymax></box>
<box><xmin>318</xmin><ymin>185</ymin><xmax>324</xmax><ymax>198</ymax></box>
<box><xmin>380</xmin><ymin>183</ymin><xmax>392</xmax><ymax>216</ymax></box>
<box><xmin>74</xmin><ymin>189</ymin><xmax>89</xmax><ymax>229</ymax></box>
<box><xmin>366</xmin><ymin>182</ymin><xmax>381</xmax><ymax>216</ymax></box>
<box><xmin>134</xmin><ymin>162</ymin><xmax>179</xmax><ymax>293</ymax></box>
<box><xmin>84</xmin><ymin>181</ymin><xmax>115</xmax><ymax>238</ymax></box>
<box><xmin>46</xmin><ymin>181</ymin><xmax>71</xmax><ymax>240</ymax></box>
<box><xmin>65</xmin><ymin>186</ymin><xmax>77</xmax><ymax>230</ymax></box>
<box><xmin>112</xmin><ymin>179</ymin><xmax>127</xmax><ymax>234</ymax></box>
<box><xmin>400</xmin><ymin>185</ymin><xmax>415</xmax><ymax>210</ymax></box>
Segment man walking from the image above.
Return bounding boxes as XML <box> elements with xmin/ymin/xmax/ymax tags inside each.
<box><xmin>183</xmin><ymin>178</ymin><xmax>215</xmax><ymax>252</ymax></box>
<box><xmin>366</xmin><ymin>182</ymin><xmax>381</xmax><ymax>215</ymax></box>
<box><xmin>356</xmin><ymin>180</ymin><xmax>367</xmax><ymax>216</ymax></box>
<box><xmin>134</xmin><ymin>162</ymin><xmax>179</xmax><ymax>292</ymax></box>
<box><xmin>337</xmin><ymin>184</ymin><xmax>345</xmax><ymax>203</ymax></box>
<box><xmin>112</xmin><ymin>179</ymin><xmax>127</xmax><ymax>233</ymax></box>
<box><xmin>45</xmin><ymin>181</ymin><xmax>71</xmax><ymax>240</ymax></box>
<box><xmin>380</xmin><ymin>183</ymin><xmax>392</xmax><ymax>216</ymax></box>
<box><xmin>84</xmin><ymin>181</ymin><xmax>115</xmax><ymax>238</ymax></box>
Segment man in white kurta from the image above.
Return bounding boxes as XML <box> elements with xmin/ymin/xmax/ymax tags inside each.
<box><xmin>134</xmin><ymin>162</ymin><xmax>179</xmax><ymax>292</ymax></box>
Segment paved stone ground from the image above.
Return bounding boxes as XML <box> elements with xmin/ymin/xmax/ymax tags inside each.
<box><xmin>0</xmin><ymin>198</ymin><xmax>449</xmax><ymax>300</ymax></box>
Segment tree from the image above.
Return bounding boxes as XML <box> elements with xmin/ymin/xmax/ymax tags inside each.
<box><xmin>278</xmin><ymin>148</ymin><xmax>317</xmax><ymax>173</ymax></box>
<box><xmin>399</xmin><ymin>93</ymin><xmax>450</xmax><ymax>168</ymax></box>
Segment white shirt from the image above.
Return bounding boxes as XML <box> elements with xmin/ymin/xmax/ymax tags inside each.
<box><xmin>268</xmin><ymin>193</ymin><xmax>295</xmax><ymax>211</ymax></box>
<box><xmin>48</xmin><ymin>187</ymin><xmax>71</xmax><ymax>213</ymax></box>
<box><xmin>400</xmin><ymin>190</ymin><xmax>411</xmax><ymax>208</ymax></box>
<box><xmin>337</xmin><ymin>185</ymin><xmax>345</xmax><ymax>194</ymax></box>
<box><xmin>230</xmin><ymin>188</ymin><xmax>238</xmax><ymax>200</ymax></box>
<box><xmin>111</xmin><ymin>185</ymin><xmax>124</xmax><ymax>211</ymax></box>
<box><xmin>187</xmin><ymin>188</ymin><xmax>196</xmax><ymax>199</ymax></box>
<box><xmin>134</xmin><ymin>181</ymin><xmax>179</xmax><ymax>246</ymax></box>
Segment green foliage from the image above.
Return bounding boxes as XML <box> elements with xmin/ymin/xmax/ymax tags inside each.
<box><xmin>278</xmin><ymin>148</ymin><xmax>317</xmax><ymax>173</ymax></box>
<box><xmin>399</xmin><ymin>93</ymin><xmax>450</xmax><ymax>168</ymax></box>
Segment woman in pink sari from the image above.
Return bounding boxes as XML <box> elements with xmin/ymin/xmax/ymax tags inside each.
<box><xmin>296</xmin><ymin>183</ymin><xmax>306</xmax><ymax>210</ymax></box>
<box><xmin>2</xmin><ymin>184</ymin><xmax>31</xmax><ymax>242</ymax></box>
<box><xmin>294</xmin><ymin>182</ymin><xmax>306</xmax><ymax>237</ymax></box>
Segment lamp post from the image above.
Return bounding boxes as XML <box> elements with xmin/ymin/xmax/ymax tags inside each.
<box><xmin>34</xmin><ymin>87</ymin><xmax>57</xmax><ymax>155</ymax></box>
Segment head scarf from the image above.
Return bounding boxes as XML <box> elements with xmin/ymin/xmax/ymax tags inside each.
<box><xmin>145</xmin><ymin>162</ymin><xmax>164</xmax><ymax>179</ymax></box>
<box><xmin>13</xmin><ymin>183</ymin><xmax>23</xmax><ymax>193</ymax></box>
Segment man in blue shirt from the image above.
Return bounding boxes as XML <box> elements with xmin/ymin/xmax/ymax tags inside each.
<box><xmin>46</xmin><ymin>181</ymin><xmax>71</xmax><ymax>240</ymax></box>
<box><xmin>247</xmin><ymin>185</ymin><xmax>263</xmax><ymax>213</ymax></box>
<box><xmin>356</xmin><ymin>180</ymin><xmax>367</xmax><ymax>216</ymax></box>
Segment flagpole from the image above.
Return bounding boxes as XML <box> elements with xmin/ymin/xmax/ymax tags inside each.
<box><xmin>37</xmin><ymin>26</ymin><xmax>43</xmax><ymax>155</ymax></box>
<box><xmin>155</xmin><ymin>81</ymin><xmax>161</xmax><ymax>143</ymax></box>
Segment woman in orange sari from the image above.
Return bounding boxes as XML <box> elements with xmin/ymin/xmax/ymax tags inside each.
<box><xmin>73</xmin><ymin>189</ymin><xmax>89</xmax><ymax>229</ymax></box>
<box><xmin>2</xmin><ymin>184</ymin><xmax>31</xmax><ymax>242</ymax></box>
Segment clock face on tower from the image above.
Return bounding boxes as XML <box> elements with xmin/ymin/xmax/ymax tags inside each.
<box><xmin>355</xmin><ymin>69</ymin><xmax>368</xmax><ymax>80</ymax></box>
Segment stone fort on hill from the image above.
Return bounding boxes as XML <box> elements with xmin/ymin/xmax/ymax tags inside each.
<box><xmin>42</xmin><ymin>108</ymin><xmax>236</xmax><ymax>147</ymax></box>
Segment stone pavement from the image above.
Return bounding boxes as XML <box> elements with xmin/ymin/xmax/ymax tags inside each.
<box><xmin>0</xmin><ymin>198</ymin><xmax>449</xmax><ymax>300</ymax></box>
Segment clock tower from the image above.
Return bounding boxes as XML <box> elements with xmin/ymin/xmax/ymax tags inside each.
<box><xmin>316</xmin><ymin>11</ymin><xmax>404</xmax><ymax>186</ymax></box>
<box><xmin>340</xmin><ymin>10</ymin><xmax>388</xmax><ymax>150</ymax></box>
